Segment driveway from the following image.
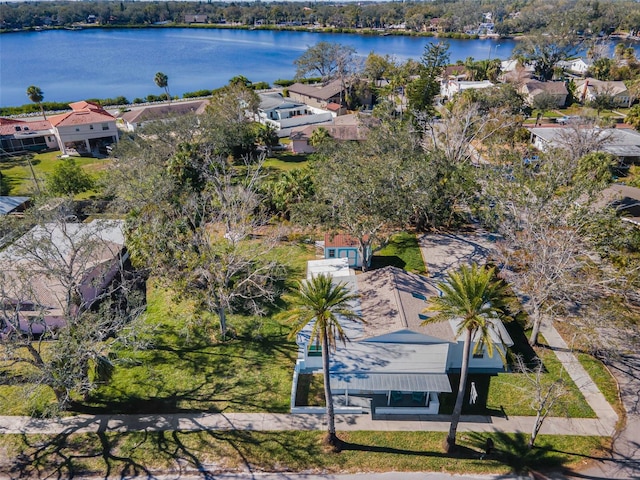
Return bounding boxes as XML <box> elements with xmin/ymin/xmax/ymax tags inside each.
<box><xmin>418</xmin><ymin>232</ymin><xmax>497</xmax><ymax>279</ymax></box>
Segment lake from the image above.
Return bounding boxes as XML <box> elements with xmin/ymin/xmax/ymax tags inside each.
<box><xmin>0</xmin><ymin>28</ymin><xmax>517</xmax><ymax>107</ymax></box>
<box><xmin>0</xmin><ymin>28</ymin><xmax>632</xmax><ymax>107</ymax></box>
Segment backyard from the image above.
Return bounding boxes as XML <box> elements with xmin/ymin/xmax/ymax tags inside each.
<box><xmin>0</xmin><ymin>151</ymin><xmax>106</xmax><ymax>197</ymax></box>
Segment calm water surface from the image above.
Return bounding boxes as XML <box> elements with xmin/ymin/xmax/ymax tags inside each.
<box><xmin>0</xmin><ymin>28</ymin><xmax>519</xmax><ymax>107</ymax></box>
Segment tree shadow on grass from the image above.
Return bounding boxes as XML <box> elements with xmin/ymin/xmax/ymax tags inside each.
<box><xmin>339</xmin><ymin>439</ymin><xmax>479</xmax><ymax>459</ymax></box>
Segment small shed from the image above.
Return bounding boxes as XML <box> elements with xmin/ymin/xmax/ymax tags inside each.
<box><xmin>324</xmin><ymin>233</ymin><xmax>363</xmax><ymax>268</ymax></box>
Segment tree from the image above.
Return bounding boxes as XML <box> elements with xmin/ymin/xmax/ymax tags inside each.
<box><xmin>532</xmin><ymin>92</ymin><xmax>560</xmax><ymax>119</ymax></box>
<box><xmin>513</xmin><ymin>355</ymin><xmax>568</xmax><ymax>449</ymax></box>
<box><xmin>301</xmin><ymin>120</ymin><xmax>426</xmax><ymax>270</ymax></box>
<box><xmin>406</xmin><ymin>42</ymin><xmax>449</xmax><ymax>115</ymax></box>
<box><xmin>46</xmin><ymin>158</ymin><xmax>95</xmax><ymax>197</ymax></box>
<box><xmin>279</xmin><ymin>273</ymin><xmax>363</xmax><ymax>449</ymax></box>
<box><xmin>309</xmin><ymin>126</ymin><xmax>331</xmax><ymax>148</ymax></box>
<box><xmin>0</xmin><ymin>207</ymin><xmax>146</xmax><ymax>411</ymax></box>
<box><xmin>26</xmin><ymin>85</ymin><xmax>46</xmax><ymax>119</ymax></box>
<box><xmin>514</xmin><ymin>34</ymin><xmax>580</xmax><ymax>81</ymax></box>
<box><xmin>423</xmin><ymin>264</ymin><xmax>509</xmax><ymax>453</ymax></box>
<box><xmin>625</xmin><ymin>104</ymin><xmax>640</xmax><ymax>130</ymax></box>
<box><xmin>294</xmin><ymin>42</ymin><xmax>356</xmax><ymax>82</ymax></box>
<box><xmin>154</xmin><ymin>71</ymin><xmax>171</xmax><ymax>103</ymax></box>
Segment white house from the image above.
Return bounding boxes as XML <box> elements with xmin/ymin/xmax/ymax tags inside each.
<box><xmin>256</xmin><ymin>92</ymin><xmax>333</xmax><ymax>137</ymax></box>
<box><xmin>557</xmin><ymin>58</ymin><xmax>592</xmax><ymax>75</ymax></box>
<box><xmin>49</xmin><ymin>101</ymin><xmax>119</xmax><ymax>156</ymax></box>
<box><xmin>440</xmin><ymin>79</ymin><xmax>494</xmax><ymax>99</ymax></box>
<box><xmin>291</xmin><ymin>260</ymin><xmax>513</xmax><ymax>415</ymax></box>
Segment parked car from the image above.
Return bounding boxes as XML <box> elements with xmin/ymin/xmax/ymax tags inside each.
<box><xmin>557</xmin><ymin>115</ymin><xmax>580</xmax><ymax>125</ymax></box>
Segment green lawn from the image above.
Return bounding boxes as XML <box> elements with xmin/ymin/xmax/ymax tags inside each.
<box><xmin>263</xmin><ymin>152</ymin><xmax>310</xmax><ymax>172</ymax></box>
<box><xmin>371</xmin><ymin>231</ymin><xmax>427</xmax><ymax>274</ymax></box>
<box><xmin>0</xmin><ymin>430</ymin><xmax>606</xmax><ymax>477</ymax></box>
<box><xmin>0</xmin><ymin>151</ymin><xmax>106</xmax><ymax>196</ymax></box>
<box><xmin>576</xmin><ymin>352</ymin><xmax>621</xmax><ymax>416</ymax></box>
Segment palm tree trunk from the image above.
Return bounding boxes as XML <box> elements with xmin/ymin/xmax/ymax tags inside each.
<box><xmin>321</xmin><ymin>328</ymin><xmax>340</xmax><ymax>449</ymax></box>
<box><xmin>445</xmin><ymin>327</ymin><xmax>472</xmax><ymax>453</ymax></box>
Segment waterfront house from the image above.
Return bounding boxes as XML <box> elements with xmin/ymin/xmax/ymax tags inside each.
<box><xmin>48</xmin><ymin>101</ymin><xmax>118</xmax><ymax>156</ymax></box>
<box><xmin>0</xmin><ymin>118</ymin><xmax>57</xmax><ymax>155</ymax></box>
<box><xmin>286</xmin><ymin>80</ymin><xmax>348</xmax><ymax>112</ymax></box>
<box><xmin>117</xmin><ymin>99</ymin><xmax>209</xmax><ymax>132</ymax></box>
<box><xmin>256</xmin><ymin>92</ymin><xmax>333</xmax><ymax>137</ymax></box>
<box><xmin>290</xmin><ymin>259</ymin><xmax>513</xmax><ymax>415</ymax></box>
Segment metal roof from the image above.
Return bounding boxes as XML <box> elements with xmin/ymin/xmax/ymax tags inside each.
<box><xmin>330</xmin><ymin>372</ymin><xmax>452</xmax><ymax>393</ymax></box>
<box><xmin>0</xmin><ymin>196</ymin><xmax>30</xmax><ymax>215</ymax></box>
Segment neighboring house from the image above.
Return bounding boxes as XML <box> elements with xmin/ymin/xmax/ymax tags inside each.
<box><xmin>440</xmin><ymin>79</ymin><xmax>494</xmax><ymax>99</ymax></box>
<box><xmin>287</xmin><ymin>80</ymin><xmax>348</xmax><ymax>111</ymax></box>
<box><xmin>184</xmin><ymin>14</ymin><xmax>208</xmax><ymax>23</ymax></box>
<box><xmin>48</xmin><ymin>101</ymin><xmax>119</xmax><ymax>156</ymax></box>
<box><xmin>0</xmin><ymin>196</ymin><xmax>30</xmax><ymax>215</ymax></box>
<box><xmin>0</xmin><ymin>118</ymin><xmax>58</xmax><ymax>155</ymax></box>
<box><xmin>528</xmin><ymin>126</ymin><xmax>640</xmax><ymax>163</ymax></box>
<box><xmin>557</xmin><ymin>58</ymin><xmax>592</xmax><ymax>76</ymax></box>
<box><xmin>257</xmin><ymin>92</ymin><xmax>333</xmax><ymax>137</ymax></box>
<box><xmin>291</xmin><ymin>259</ymin><xmax>512</xmax><ymax>415</ymax></box>
<box><xmin>519</xmin><ymin>80</ymin><xmax>568</xmax><ymax>107</ymax></box>
<box><xmin>117</xmin><ymin>99</ymin><xmax>209</xmax><ymax>132</ymax></box>
<box><xmin>289</xmin><ymin>114</ymin><xmax>368</xmax><ymax>153</ymax></box>
<box><xmin>576</xmin><ymin>78</ymin><xmax>632</xmax><ymax>107</ymax></box>
<box><xmin>0</xmin><ymin>219</ymin><xmax>128</xmax><ymax>337</ymax></box>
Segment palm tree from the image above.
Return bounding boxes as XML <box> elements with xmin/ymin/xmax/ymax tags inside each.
<box><xmin>423</xmin><ymin>263</ymin><xmax>509</xmax><ymax>453</ymax></box>
<box><xmin>26</xmin><ymin>85</ymin><xmax>46</xmax><ymax>119</ymax></box>
<box><xmin>154</xmin><ymin>72</ymin><xmax>171</xmax><ymax>103</ymax></box>
<box><xmin>279</xmin><ymin>273</ymin><xmax>363</xmax><ymax>449</ymax></box>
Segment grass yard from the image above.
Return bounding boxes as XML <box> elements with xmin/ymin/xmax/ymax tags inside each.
<box><xmin>0</xmin><ymin>151</ymin><xmax>106</xmax><ymax>196</ymax></box>
<box><xmin>371</xmin><ymin>231</ymin><xmax>427</xmax><ymax>274</ymax></box>
<box><xmin>263</xmin><ymin>152</ymin><xmax>310</xmax><ymax>172</ymax></box>
<box><xmin>0</xmin><ymin>430</ymin><xmax>606</xmax><ymax>478</ymax></box>
<box><xmin>0</xmin><ymin>241</ymin><xmax>315</xmax><ymax>417</ymax></box>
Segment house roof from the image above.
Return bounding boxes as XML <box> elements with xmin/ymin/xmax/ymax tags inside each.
<box><xmin>324</xmin><ymin>233</ymin><xmax>360</xmax><ymax>248</ymax></box>
<box><xmin>530</xmin><ymin>127</ymin><xmax>640</xmax><ymax>157</ymax></box>
<box><xmin>119</xmin><ymin>100</ymin><xmax>208</xmax><ymax>124</ymax></box>
<box><xmin>287</xmin><ymin>80</ymin><xmax>344</xmax><ymax>101</ymax></box>
<box><xmin>576</xmin><ymin>78</ymin><xmax>629</xmax><ymax>97</ymax></box>
<box><xmin>0</xmin><ymin>196</ymin><xmax>30</xmax><ymax>215</ymax></box>
<box><xmin>330</xmin><ymin>372</ymin><xmax>452</xmax><ymax>393</ymax></box>
<box><xmin>0</xmin><ymin>220</ymin><xmax>126</xmax><ymax>321</ymax></box>
<box><xmin>523</xmin><ymin>80</ymin><xmax>568</xmax><ymax>96</ymax></box>
<box><xmin>356</xmin><ymin>266</ymin><xmax>449</xmax><ymax>340</ymax></box>
<box><xmin>0</xmin><ymin>118</ymin><xmax>53</xmax><ymax>136</ymax></box>
<box><xmin>258</xmin><ymin>92</ymin><xmax>305</xmax><ymax>111</ymax></box>
<box><xmin>48</xmin><ymin>101</ymin><xmax>115</xmax><ymax>127</ymax></box>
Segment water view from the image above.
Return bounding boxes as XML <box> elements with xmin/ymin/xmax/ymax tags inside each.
<box><xmin>0</xmin><ymin>28</ymin><xmax>517</xmax><ymax>107</ymax></box>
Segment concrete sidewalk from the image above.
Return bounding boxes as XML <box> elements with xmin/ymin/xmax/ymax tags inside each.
<box><xmin>0</xmin><ymin>410</ymin><xmax>615</xmax><ymax>436</ymax></box>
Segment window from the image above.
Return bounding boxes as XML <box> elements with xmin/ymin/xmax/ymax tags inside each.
<box><xmin>411</xmin><ymin>292</ymin><xmax>426</xmax><ymax>300</ymax></box>
<box><xmin>308</xmin><ymin>343</ymin><xmax>322</xmax><ymax>357</ymax></box>
<box><xmin>14</xmin><ymin>126</ymin><xmax>21</xmax><ymax>132</ymax></box>
<box><xmin>75</xmin><ymin>127</ymin><xmax>80</xmax><ymax>132</ymax></box>
<box><xmin>473</xmin><ymin>349</ymin><xmax>484</xmax><ymax>359</ymax></box>
<box><xmin>102</xmin><ymin>123</ymin><xmax>109</xmax><ymax>131</ymax></box>
<box><xmin>328</xmin><ymin>249</ymin><xmax>336</xmax><ymax>258</ymax></box>
<box><xmin>418</xmin><ymin>313</ymin><xmax>429</xmax><ymax>321</ymax></box>
<box><xmin>89</xmin><ymin>124</ymin><xmax>94</xmax><ymax>130</ymax></box>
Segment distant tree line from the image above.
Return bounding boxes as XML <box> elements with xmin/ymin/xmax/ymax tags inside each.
<box><xmin>2</xmin><ymin>0</ymin><xmax>639</xmax><ymax>37</ymax></box>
